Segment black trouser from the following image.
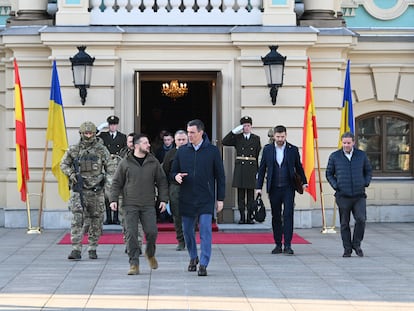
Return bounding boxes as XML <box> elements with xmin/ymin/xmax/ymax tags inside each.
<box><xmin>238</xmin><ymin>188</ymin><xmax>254</xmax><ymax>218</ymax></box>
<box><xmin>336</xmin><ymin>196</ymin><xmax>367</xmax><ymax>251</ymax></box>
<box><xmin>105</xmin><ymin>195</ymin><xmax>119</xmax><ymax>224</ymax></box>
<box><xmin>268</xmin><ymin>185</ymin><xmax>295</xmax><ymax>247</ymax></box>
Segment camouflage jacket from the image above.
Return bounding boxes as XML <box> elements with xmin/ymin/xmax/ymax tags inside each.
<box><xmin>60</xmin><ymin>137</ymin><xmax>114</xmax><ymax>190</ymax></box>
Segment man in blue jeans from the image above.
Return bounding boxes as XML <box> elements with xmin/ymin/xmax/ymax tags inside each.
<box><xmin>171</xmin><ymin>119</ymin><xmax>225</xmax><ymax>276</ymax></box>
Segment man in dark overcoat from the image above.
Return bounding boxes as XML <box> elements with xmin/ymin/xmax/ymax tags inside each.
<box><xmin>222</xmin><ymin>116</ymin><xmax>261</xmax><ymax>224</ymax></box>
<box><xmin>98</xmin><ymin>115</ymin><xmax>127</xmax><ymax>224</ymax></box>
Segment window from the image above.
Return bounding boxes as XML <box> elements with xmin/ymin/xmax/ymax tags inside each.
<box><xmin>356</xmin><ymin>112</ymin><xmax>412</xmax><ymax>177</ymax></box>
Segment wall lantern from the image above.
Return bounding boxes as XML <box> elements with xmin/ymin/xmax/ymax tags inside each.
<box><xmin>69</xmin><ymin>46</ymin><xmax>95</xmax><ymax>105</ymax></box>
<box><xmin>261</xmin><ymin>45</ymin><xmax>286</xmax><ymax>105</ymax></box>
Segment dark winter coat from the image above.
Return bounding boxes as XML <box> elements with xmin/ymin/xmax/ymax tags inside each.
<box><xmin>110</xmin><ymin>153</ymin><xmax>169</xmax><ymax>206</ymax></box>
<box><xmin>326</xmin><ymin>148</ymin><xmax>372</xmax><ymax>198</ymax></box>
<box><xmin>171</xmin><ymin>134</ymin><xmax>225</xmax><ymax>217</ymax></box>
<box><xmin>222</xmin><ymin>131</ymin><xmax>261</xmax><ymax>189</ymax></box>
<box><xmin>99</xmin><ymin>131</ymin><xmax>127</xmax><ymax>156</ymax></box>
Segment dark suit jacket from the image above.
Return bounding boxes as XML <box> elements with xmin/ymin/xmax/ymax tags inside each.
<box><xmin>222</xmin><ymin>131</ymin><xmax>261</xmax><ymax>189</ymax></box>
<box><xmin>256</xmin><ymin>142</ymin><xmax>307</xmax><ymax>193</ymax></box>
<box><xmin>99</xmin><ymin>131</ymin><xmax>127</xmax><ymax>156</ymax></box>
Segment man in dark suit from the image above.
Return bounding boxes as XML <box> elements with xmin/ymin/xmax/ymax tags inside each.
<box><xmin>99</xmin><ymin>115</ymin><xmax>127</xmax><ymax>156</ymax></box>
<box><xmin>256</xmin><ymin>125</ymin><xmax>307</xmax><ymax>255</ymax></box>
<box><xmin>222</xmin><ymin>116</ymin><xmax>261</xmax><ymax>224</ymax></box>
<box><xmin>98</xmin><ymin>115</ymin><xmax>127</xmax><ymax>224</ymax></box>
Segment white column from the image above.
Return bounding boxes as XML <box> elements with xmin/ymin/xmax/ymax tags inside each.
<box><xmin>300</xmin><ymin>0</ymin><xmax>344</xmax><ymax>27</ymax></box>
<box><xmin>262</xmin><ymin>0</ymin><xmax>296</xmax><ymax>26</ymax></box>
<box><xmin>56</xmin><ymin>0</ymin><xmax>90</xmax><ymax>26</ymax></box>
<box><xmin>9</xmin><ymin>0</ymin><xmax>51</xmax><ymax>25</ymax></box>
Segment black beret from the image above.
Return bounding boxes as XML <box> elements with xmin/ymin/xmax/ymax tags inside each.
<box><xmin>240</xmin><ymin>116</ymin><xmax>252</xmax><ymax>125</ymax></box>
<box><xmin>107</xmin><ymin>115</ymin><xmax>119</xmax><ymax>124</ymax></box>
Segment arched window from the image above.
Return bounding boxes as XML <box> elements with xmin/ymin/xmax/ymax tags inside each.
<box><xmin>356</xmin><ymin>112</ymin><xmax>412</xmax><ymax>177</ymax></box>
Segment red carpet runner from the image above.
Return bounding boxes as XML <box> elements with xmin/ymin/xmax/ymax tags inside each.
<box><xmin>58</xmin><ymin>232</ymin><xmax>310</xmax><ymax>245</ymax></box>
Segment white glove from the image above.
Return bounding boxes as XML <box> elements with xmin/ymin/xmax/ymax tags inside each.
<box><xmin>97</xmin><ymin>122</ymin><xmax>109</xmax><ymax>131</ymax></box>
<box><xmin>232</xmin><ymin>124</ymin><xmax>243</xmax><ymax>134</ymax></box>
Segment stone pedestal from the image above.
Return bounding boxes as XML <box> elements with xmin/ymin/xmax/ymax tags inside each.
<box><xmin>299</xmin><ymin>0</ymin><xmax>345</xmax><ymax>27</ymax></box>
<box><xmin>7</xmin><ymin>0</ymin><xmax>52</xmax><ymax>26</ymax></box>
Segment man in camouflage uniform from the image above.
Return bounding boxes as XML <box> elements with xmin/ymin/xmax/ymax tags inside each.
<box><xmin>61</xmin><ymin>121</ymin><xmax>114</xmax><ymax>260</ymax></box>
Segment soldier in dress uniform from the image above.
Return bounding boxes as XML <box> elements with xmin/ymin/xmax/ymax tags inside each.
<box><xmin>61</xmin><ymin>121</ymin><xmax>114</xmax><ymax>260</ymax></box>
<box><xmin>98</xmin><ymin>115</ymin><xmax>127</xmax><ymax>224</ymax></box>
<box><xmin>222</xmin><ymin>116</ymin><xmax>262</xmax><ymax>224</ymax></box>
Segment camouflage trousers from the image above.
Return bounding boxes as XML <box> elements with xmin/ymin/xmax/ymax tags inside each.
<box><xmin>69</xmin><ymin>189</ymin><xmax>105</xmax><ymax>252</ymax></box>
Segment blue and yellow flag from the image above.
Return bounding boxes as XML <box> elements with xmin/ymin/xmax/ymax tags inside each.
<box><xmin>338</xmin><ymin>60</ymin><xmax>354</xmax><ymax>148</ymax></box>
<box><xmin>46</xmin><ymin>61</ymin><xmax>70</xmax><ymax>201</ymax></box>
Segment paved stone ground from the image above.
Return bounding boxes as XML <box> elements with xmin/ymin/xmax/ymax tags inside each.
<box><xmin>0</xmin><ymin>222</ymin><xmax>413</xmax><ymax>310</ymax></box>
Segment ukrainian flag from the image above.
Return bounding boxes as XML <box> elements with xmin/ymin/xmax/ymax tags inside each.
<box><xmin>338</xmin><ymin>60</ymin><xmax>354</xmax><ymax>148</ymax></box>
<box><xmin>46</xmin><ymin>60</ymin><xmax>70</xmax><ymax>201</ymax></box>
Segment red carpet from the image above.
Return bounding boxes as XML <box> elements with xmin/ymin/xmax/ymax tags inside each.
<box><xmin>58</xmin><ymin>232</ymin><xmax>310</xmax><ymax>245</ymax></box>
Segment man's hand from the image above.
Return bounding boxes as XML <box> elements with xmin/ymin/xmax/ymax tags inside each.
<box><xmin>110</xmin><ymin>202</ymin><xmax>118</xmax><ymax>211</ymax></box>
<box><xmin>216</xmin><ymin>201</ymin><xmax>224</xmax><ymax>213</ymax></box>
<box><xmin>159</xmin><ymin>202</ymin><xmax>166</xmax><ymax>213</ymax></box>
<box><xmin>175</xmin><ymin>173</ymin><xmax>188</xmax><ymax>184</ymax></box>
<box><xmin>97</xmin><ymin>121</ymin><xmax>109</xmax><ymax>132</ymax></box>
<box><xmin>232</xmin><ymin>124</ymin><xmax>243</xmax><ymax>134</ymax></box>
<box><xmin>255</xmin><ymin>189</ymin><xmax>262</xmax><ymax>196</ymax></box>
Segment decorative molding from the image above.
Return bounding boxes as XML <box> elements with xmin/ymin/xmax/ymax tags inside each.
<box><xmin>0</xmin><ymin>6</ymin><xmax>11</xmax><ymax>16</ymax></box>
<box><xmin>341</xmin><ymin>0</ymin><xmax>414</xmax><ymax>20</ymax></box>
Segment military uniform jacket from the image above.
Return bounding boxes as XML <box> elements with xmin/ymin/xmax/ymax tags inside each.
<box><xmin>60</xmin><ymin>137</ymin><xmax>113</xmax><ymax>190</ymax></box>
<box><xmin>99</xmin><ymin>131</ymin><xmax>127</xmax><ymax>155</ymax></box>
<box><xmin>222</xmin><ymin>131</ymin><xmax>261</xmax><ymax>189</ymax></box>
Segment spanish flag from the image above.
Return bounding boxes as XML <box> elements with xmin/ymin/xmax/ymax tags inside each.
<box><xmin>338</xmin><ymin>60</ymin><xmax>354</xmax><ymax>148</ymax></box>
<box><xmin>46</xmin><ymin>61</ymin><xmax>70</xmax><ymax>202</ymax></box>
<box><xmin>14</xmin><ymin>59</ymin><xmax>30</xmax><ymax>202</ymax></box>
<box><xmin>302</xmin><ymin>58</ymin><xmax>317</xmax><ymax>201</ymax></box>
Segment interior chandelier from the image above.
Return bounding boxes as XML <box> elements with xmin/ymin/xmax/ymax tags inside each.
<box><xmin>161</xmin><ymin>80</ymin><xmax>188</xmax><ymax>99</ymax></box>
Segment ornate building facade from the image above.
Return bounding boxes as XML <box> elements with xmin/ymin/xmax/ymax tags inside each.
<box><xmin>0</xmin><ymin>0</ymin><xmax>413</xmax><ymax>228</ymax></box>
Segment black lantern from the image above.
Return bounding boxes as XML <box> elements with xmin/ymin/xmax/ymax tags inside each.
<box><xmin>261</xmin><ymin>45</ymin><xmax>286</xmax><ymax>105</ymax></box>
<box><xmin>69</xmin><ymin>46</ymin><xmax>95</xmax><ymax>105</ymax></box>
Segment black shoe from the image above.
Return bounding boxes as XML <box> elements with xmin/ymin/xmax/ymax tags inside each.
<box><xmin>353</xmin><ymin>247</ymin><xmax>364</xmax><ymax>257</ymax></box>
<box><xmin>283</xmin><ymin>247</ymin><xmax>294</xmax><ymax>255</ymax></box>
<box><xmin>271</xmin><ymin>246</ymin><xmax>283</xmax><ymax>254</ymax></box>
<box><xmin>68</xmin><ymin>250</ymin><xmax>81</xmax><ymax>260</ymax></box>
<box><xmin>343</xmin><ymin>249</ymin><xmax>352</xmax><ymax>257</ymax></box>
<box><xmin>246</xmin><ymin>219</ymin><xmax>255</xmax><ymax>224</ymax></box>
<box><xmin>198</xmin><ymin>265</ymin><xmax>207</xmax><ymax>276</ymax></box>
<box><xmin>188</xmin><ymin>257</ymin><xmax>199</xmax><ymax>272</ymax></box>
<box><xmin>88</xmin><ymin>250</ymin><xmax>98</xmax><ymax>259</ymax></box>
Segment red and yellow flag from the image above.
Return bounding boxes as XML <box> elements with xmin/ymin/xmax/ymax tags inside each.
<box><xmin>302</xmin><ymin>58</ymin><xmax>317</xmax><ymax>201</ymax></box>
<box><xmin>14</xmin><ymin>59</ymin><xmax>30</xmax><ymax>202</ymax></box>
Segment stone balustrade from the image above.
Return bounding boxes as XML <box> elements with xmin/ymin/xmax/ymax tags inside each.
<box><xmin>89</xmin><ymin>0</ymin><xmax>263</xmax><ymax>25</ymax></box>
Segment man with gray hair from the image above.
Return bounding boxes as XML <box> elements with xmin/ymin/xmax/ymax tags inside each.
<box><xmin>162</xmin><ymin>130</ymin><xmax>189</xmax><ymax>251</ymax></box>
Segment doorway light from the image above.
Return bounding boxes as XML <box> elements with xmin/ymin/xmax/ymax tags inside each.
<box><xmin>161</xmin><ymin>80</ymin><xmax>188</xmax><ymax>100</ymax></box>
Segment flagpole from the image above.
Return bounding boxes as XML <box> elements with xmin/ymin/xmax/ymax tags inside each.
<box><xmin>314</xmin><ymin>138</ymin><xmax>326</xmax><ymax>229</ymax></box>
<box><xmin>37</xmin><ymin>139</ymin><xmax>49</xmax><ymax>230</ymax></box>
<box><xmin>26</xmin><ymin>184</ymin><xmax>41</xmax><ymax>235</ymax></box>
<box><xmin>317</xmin><ymin>137</ymin><xmax>336</xmax><ymax>234</ymax></box>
